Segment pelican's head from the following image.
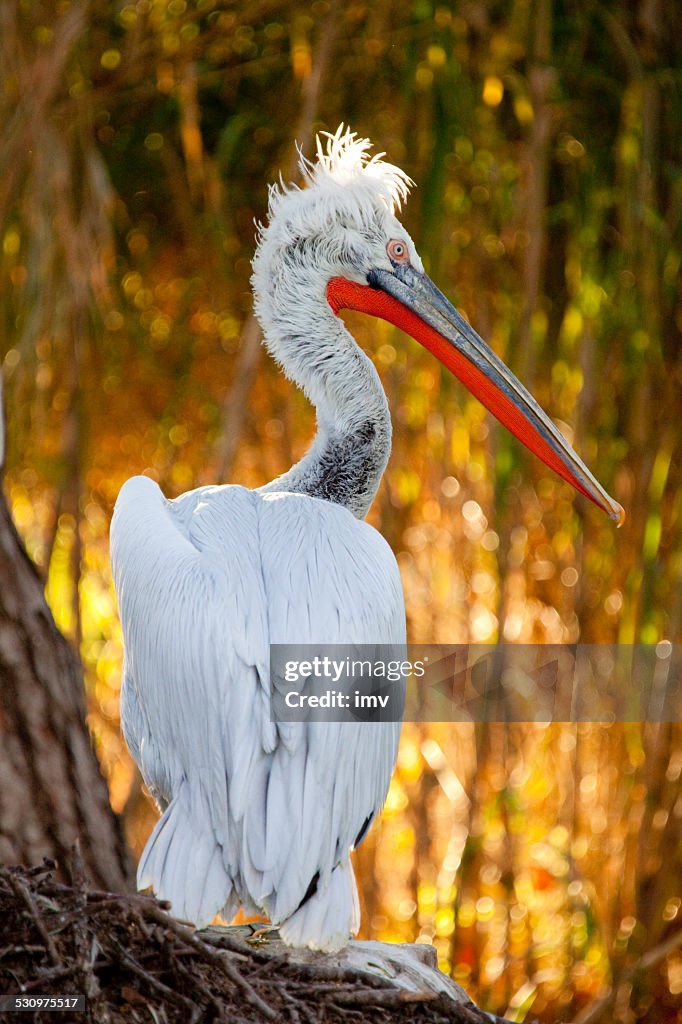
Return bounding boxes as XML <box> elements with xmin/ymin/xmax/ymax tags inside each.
<box><xmin>252</xmin><ymin>128</ymin><xmax>421</xmax><ymax>312</ymax></box>
<box><xmin>253</xmin><ymin>126</ymin><xmax>623</xmax><ymax>523</ymax></box>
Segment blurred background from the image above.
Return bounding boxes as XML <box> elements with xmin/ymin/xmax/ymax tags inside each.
<box><xmin>0</xmin><ymin>1</ymin><xmax>680</xmax><ymax>1020</ymax></box>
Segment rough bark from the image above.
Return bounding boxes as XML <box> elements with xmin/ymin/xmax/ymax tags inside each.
<box><xmin>0</xmin><ymin>385</ymin><xmax>131</xmax><ymax>892</ymax></box>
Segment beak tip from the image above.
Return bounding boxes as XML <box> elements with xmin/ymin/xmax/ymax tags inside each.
<box><xmin>610</xmin><ymin>501</ymin><xmax>626</xmax><ymax>528</ymax></box>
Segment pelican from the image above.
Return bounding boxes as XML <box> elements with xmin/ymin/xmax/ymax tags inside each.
<box><xmin>111</xmin><ymin>127</ymin><xmax>622</xmax><ymax>952</ymax></box>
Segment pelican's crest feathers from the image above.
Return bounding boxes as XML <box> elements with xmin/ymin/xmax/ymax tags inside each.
<box><xmin>302</xmin><ymin>126</ymin><xmax>413</xmax><ymax>211</ymax></box>
<box><xmin>263</xmin><ymin>126</ymin><xmax>413</xmax><ymax>233</ymax></box>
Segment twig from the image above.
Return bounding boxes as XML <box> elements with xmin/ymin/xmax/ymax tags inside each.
<box><xmin>3</xmin><ymin>859</ymin><xmax>57</xmax><ymax>879</ymax></box>
<box><xmin>110</xmin><ymin>937</ymin><xmax>202</xmax><ymax>1023</ymax></box>
<box><xmin>23</xmin><ymin>963</ymin><xmax>80</xmax><ymax>990</ymax></box>
<box><xmin>277</xmin><ymin>982</ymin><xmax>318</xmax><ymax>1024</ymax></box>
<box><xmin>70</xmin><ymin>841</ymin><xmax>106</xmax><ymax>1020</ymax></box>
<box><xmin>5</xmin><ymin>872</ymin><xmax>60</xmax><ymax>965</ymax></box>
<box><xmin>276</xmin><ymin>983</ymin><xmax>302</xmax><ymax>1024</ymax></box>
<box><xmin>212</xmin><ymin>952</ymin><xmax>279</xmax><ymax>1020</ymax></box>
<box><xmin>170</xmin><ymin>955</ymin><xmax>230</xmax><ymax>1023</ymax></box>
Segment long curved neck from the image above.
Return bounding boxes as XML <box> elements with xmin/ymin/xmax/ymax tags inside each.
<box><xmin>258</xmin><ymin>304</ymin><xmax>392</xmax><ymax>519</ymax></box>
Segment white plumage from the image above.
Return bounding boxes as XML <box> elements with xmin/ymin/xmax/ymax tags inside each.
<box><xmin>113</xmin><ymin>476</ymin><xmax>403</xmax><ymax>950</ymax></box>
<box><xmin>112</xmin><ymin>127</ymin><xmax>621</xmax><ymax>952</ymax></box>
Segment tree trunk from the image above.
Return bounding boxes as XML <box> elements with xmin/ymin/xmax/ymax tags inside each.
<box><xmin>0</xmin><ymin>382</ymin><xmax>131</xmax><ymax>892</ymax></box>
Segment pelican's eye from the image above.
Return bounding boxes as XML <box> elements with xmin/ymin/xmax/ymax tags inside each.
<box><xmin>387</xmin><ymin>239</ymin><xmax>409</xmax><ymax>264</ymax></box>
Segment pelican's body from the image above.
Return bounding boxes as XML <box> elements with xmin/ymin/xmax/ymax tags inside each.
<box><xmin>112</xmin><ymin>129</ymin><xmax>621</xmax><ymax>951</ymax></box>
<box><xmin>113</xmin><ymin>478</ymin><xmax>403</xmax><ymax>948</ymax></box>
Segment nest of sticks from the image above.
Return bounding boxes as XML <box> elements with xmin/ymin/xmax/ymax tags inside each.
<box><xmin>0</xmin><ymin>854</ymin><xmax>514</xmax><ymax>1024</ymax></box>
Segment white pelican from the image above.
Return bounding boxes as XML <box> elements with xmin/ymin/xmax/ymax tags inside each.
<box><xmin>111</xmin><ymin>127</ymin><xmax>622</xmax><ymax>951</ymax></box>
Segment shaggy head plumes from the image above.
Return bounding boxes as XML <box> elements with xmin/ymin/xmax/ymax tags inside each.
<box><xmin>252</xmin><ymin>126</ymin><xmax>420</xmax><ymax>338</ymax></box>
<box><xmin>261</xmin><ymin>126</ymin><xmax>413</xmax><ymax>243</ymax></box>
<box><xmin>294</xmin><ymin>126</ymin><xmax>412</xmax><ymax>215</ymax></box>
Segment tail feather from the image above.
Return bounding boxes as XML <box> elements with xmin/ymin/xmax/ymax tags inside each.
<box><xmin>278</xmin><ymin>861</ymin><xmax>359</xmax><ymax>952</ymax></box>
<box><xmin>137</xmin><ymin>781</ymin><xmax>232</xmax><ymax>927</ymax></box>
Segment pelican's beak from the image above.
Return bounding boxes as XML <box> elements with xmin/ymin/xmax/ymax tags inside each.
<box><xmin>327</xmin><ymin>267</ymin><xmax>623</xmax><ymax>524</ymax></box>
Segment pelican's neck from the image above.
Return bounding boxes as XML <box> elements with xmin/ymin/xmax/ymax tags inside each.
<box><xmin>258</xmin><ymin>303</ymin><xmax>391</xmax><ymax>519</ymax></box>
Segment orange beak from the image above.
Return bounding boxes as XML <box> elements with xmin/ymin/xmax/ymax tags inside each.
<box><xmin>328</xmin><ymin>267</ymin><xmax>623</xmax><ymax>524</ymax></box>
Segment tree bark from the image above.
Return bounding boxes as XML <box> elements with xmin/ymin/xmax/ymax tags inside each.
<box><xmin>0</xmin><ymin>382</ymin><xmax>131</xmax><ymax>892</ymax></box>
